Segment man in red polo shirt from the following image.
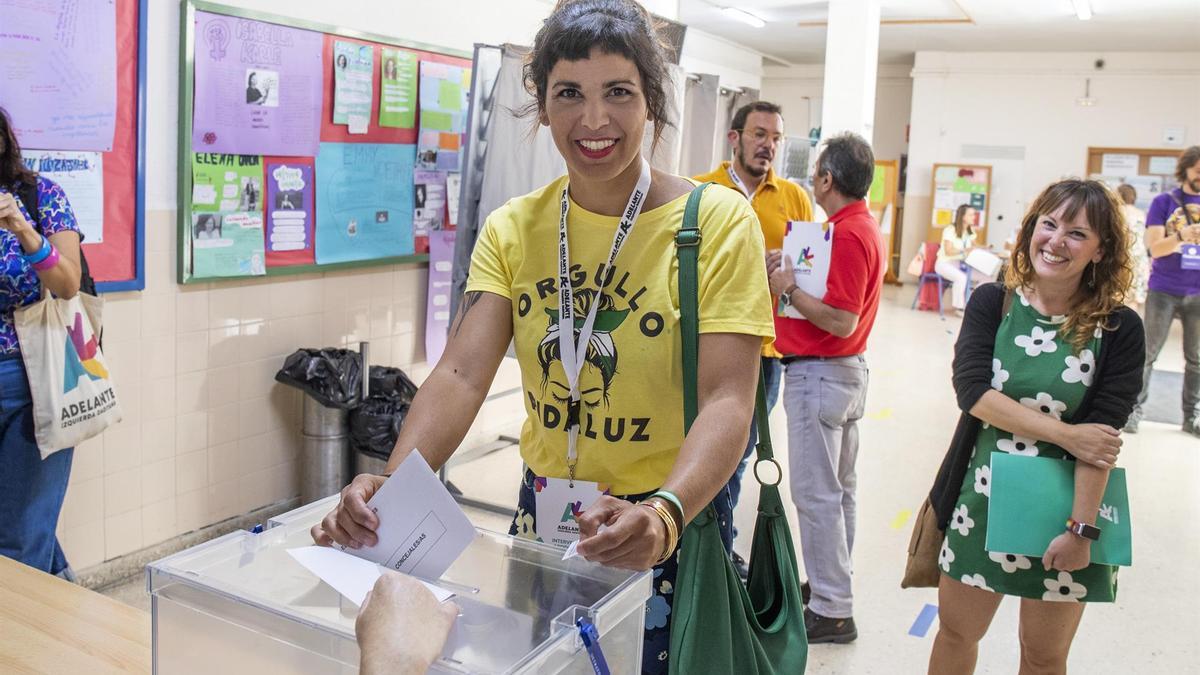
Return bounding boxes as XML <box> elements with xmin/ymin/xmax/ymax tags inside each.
<box><xmin>766</xmin><ymin>132</ymin><xmax>884</xmax><ymax>644</ymax></box>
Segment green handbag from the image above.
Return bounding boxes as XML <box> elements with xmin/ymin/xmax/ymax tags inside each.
<box><xmin>668</xmin><ymin>183</ymin><xmax>809</xmax><ymax>675</ymax></box>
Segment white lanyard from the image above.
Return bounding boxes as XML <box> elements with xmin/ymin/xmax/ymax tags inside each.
<box><xmin>557</xmin><ymin>158</ymin><xmax>652</xmax><ymax>483</ymax></box>
<box><xmin>727</xmin><ymin>164</ymin><xmax>753</xmax><ymax>200</ymax></box>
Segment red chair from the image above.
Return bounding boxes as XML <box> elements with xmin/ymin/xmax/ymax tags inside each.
<box><xmin>911</xmin><ymin>241</ymin><xmax>949</xmax><ymax>318</ymax></box>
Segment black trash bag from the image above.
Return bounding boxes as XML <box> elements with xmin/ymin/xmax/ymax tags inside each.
<box><xmin>350</xmin><ymin>397</ymin><xmax>410</xmax><ymax>459</ymax></box>
<box><xmin>350</xmin><ymin>366</ymin><xmax>420</xmax><ymax>459</ymax></box>
<box><xmin>368</xmin><ymin>365</ymin><xmax>418</xmax><ymax>404</ymax></box>
<box><xmin>274</xmin><ymin>348</ymin><xmax>363</xmax><ymax>409</ymax></box>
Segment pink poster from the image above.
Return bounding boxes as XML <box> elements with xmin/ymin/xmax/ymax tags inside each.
<box><xmin>425</xmin><ymin>230</ymin><xmax>456</xmax><ymax>365</ymax></box>
<box><xmin>191</xmin><ymin>11</ymin><xmax>323</xmax><ymax>156</ymax></box>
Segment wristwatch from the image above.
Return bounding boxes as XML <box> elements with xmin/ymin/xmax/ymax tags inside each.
<box><xmin>1065</xmin><ymin>518</ymin><xmax>1101</xmax><ymax>541</ymax></box>
<box><xmin>779</xmin><ymin>284</ymin><xmax>798</xmax><ymax>307</ymax></box>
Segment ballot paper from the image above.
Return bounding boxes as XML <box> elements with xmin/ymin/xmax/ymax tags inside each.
<box><xmin>338</xmin><ymin>450</ymin><xmax>475</xmax><ymax>580</ymax></box>
<box><xmin>561</xmin><ymin>524</ymin><xmax>607</xmax><ymax>561</ymax></box>
<box><xmin>287</xmin><ymin>546</ymin><xmax>455</xmax><ymax>606</ymax></box>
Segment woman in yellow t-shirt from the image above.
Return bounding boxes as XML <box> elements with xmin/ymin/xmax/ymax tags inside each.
<box><xmin>313</xmin><ymin>1</ymin><xmax>774</xmax><ymax>672</ymax></box>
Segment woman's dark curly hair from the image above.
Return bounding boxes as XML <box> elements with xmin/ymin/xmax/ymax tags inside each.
<box><xmin>522</xmin><ymin>0</ymin><xmax>675</xmax><ymax>149</ymax></box>
<box><xmin>0</xmin><ymin>107</ymin><xmax>36</xmax><ymax>189</ymax></box>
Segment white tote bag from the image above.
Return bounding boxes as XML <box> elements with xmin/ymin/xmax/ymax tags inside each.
<box><xmin>13</xmin><ymin>292</ymin><xmax>121</xmax><ymax>457</ymax></box>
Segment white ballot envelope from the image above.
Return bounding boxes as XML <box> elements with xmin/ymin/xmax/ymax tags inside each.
<box><xmin>287</xmin><ymin>546</ymin><xmax>455</xmax><ymax>606</ymax></box>
<box><xmin>338</xmin><ymin>450</ymin><xmax>475</xmax><ymax>581</ymax></box>
<box><xmin>779</xmin><ymin>221</ymin><xmax>834</xmax><ymax>319</ymax></box>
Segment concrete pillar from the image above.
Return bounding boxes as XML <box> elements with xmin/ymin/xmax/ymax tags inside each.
<box><xmin>818</xmin><ymin>0</ymin><xmax>881</xmax><ymax>142</ymax></box>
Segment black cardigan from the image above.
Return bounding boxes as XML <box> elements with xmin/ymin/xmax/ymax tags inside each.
<box><xmin>928</xmin><ymin>282</ymin><xmax>1146</xmax><ymax>529</ymax></box>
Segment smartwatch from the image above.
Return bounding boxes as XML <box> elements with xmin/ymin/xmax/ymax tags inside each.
<box><xmin>1065</xmin><ymin>518</ymin><xmax>1101</xmax><ymax>541</ymax></box>
<box><xmin>779</xmin><ymin>284</ymin><xmax>798</xmax><ymax>307</ymax></box>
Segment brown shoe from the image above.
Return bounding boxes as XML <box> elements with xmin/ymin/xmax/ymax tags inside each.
<box><xmin>804</xmin><ymin>607</ymin><xmax>857</xmax><ymax>644</ymax></box>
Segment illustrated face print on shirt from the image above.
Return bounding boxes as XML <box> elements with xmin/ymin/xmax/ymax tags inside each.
<box><xmin>519</xmin><ymin>264</ymin><xmax>665</xmax><ymax>443</ymax></box>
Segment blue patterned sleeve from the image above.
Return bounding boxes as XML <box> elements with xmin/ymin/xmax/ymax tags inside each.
<box><xmin>36</xmin><ymin>177</ymin><xmax>83</xmax><ymax>242</ymax></box>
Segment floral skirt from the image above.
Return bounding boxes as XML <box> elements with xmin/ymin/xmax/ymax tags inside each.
<box><xmin>941</xmin><ymin>448</ymin><xmax>1117</xmax><ymax>603</ymax></box>
<box><xmin>509</xmin><ymin>469</ymin><xmax>734</xmax><ymax>675</ymax></box>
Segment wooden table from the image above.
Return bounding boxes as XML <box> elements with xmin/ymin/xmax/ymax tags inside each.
<box><xmin>0</xmin><ymin>556</ymin><xmax>150</xmax><ymax>674</ymax></box>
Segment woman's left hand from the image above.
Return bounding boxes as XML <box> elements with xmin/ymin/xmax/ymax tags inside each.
<box><xmin>1042</xmin><ymin>532</ymin><xmax>1091</xmax><ymax>572</ymax></box>
<box><xmin>575</xmin><ymin>496</ymin><xmax>666</xmax><ymax>571</ymax></box>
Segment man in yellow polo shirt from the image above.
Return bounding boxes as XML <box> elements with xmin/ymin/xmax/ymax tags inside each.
<box><xmin>695</xmin><ymin>100</ymin><xmax>812</xmax><ymax>578</ymax></box>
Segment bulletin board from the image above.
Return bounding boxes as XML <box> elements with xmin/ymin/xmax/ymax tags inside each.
<box><xmin>0</xmin><ymin>0</ymin><xmax>148</xmax><ymax>292</ymax></box>
<box><xmin>177</xmin><ymin>1</ymin><xmax>472</xmax><ymax>283</ymax></box>
<box><xmin>867</xmin><ymin>159</ymin><xmax>901</xmax><ymax>284</ymax></box>
<box><xmin>927</xmin><ymin>163</ymin><xmax>991</xmax><ymax>242</ymax></box>
<box><xmin>1085</xmin><ymin>146</ymin><xmax>1181</xmax><ymax>211</ymax></box>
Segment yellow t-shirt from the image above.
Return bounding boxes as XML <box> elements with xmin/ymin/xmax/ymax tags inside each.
<box><xmin>693</xmin><ymin>162</ymin><xmax>813</xmax><ymax>358</ymax></box>
<box><xmin>466</xmin><ymin>175</ymin><xmax>775</xmax><ymax>495</ymax></box>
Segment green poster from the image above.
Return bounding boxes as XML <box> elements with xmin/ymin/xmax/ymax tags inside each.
<box><xmin>869</xmin><ymin>165</ymin><xmax>886</xmax><ymax>203</ymax></box>
<box><xmin>191</xmin><ymin>153</ymin><xmax>264</xmax><ymax>213</ymax></box>
<box><xmin>333</xmin><ymin>41</ymin><xmax>374</xmax><ymax>131</ymax></box>
<box><xmin>379</xmin><ymin>48</ymin><xmax>417</xmax><ymax>129</ymax></box>
<box><xmin>191</xmin><ymin>212</ymin><xmax>267</xmax><ymax>278</ymax></box>
<box><xmin>987</xmin><ymin>454</ymin><xmax>1131</xmax><ymax>566</ymax></box>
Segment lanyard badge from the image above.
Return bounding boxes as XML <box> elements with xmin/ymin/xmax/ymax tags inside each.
<box><xmin>727</xmin><ymin>164</ymin><xmax>752</xmax><ymax>200</ymax></box>
<box><xmin>557</xmin><ymin>159</ymin><xmax>652</xmax><ymax>484</ymax></box>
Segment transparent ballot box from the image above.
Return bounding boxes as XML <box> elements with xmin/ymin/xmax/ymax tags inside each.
<box><xmin>147</xmin><ymin>499</ymin><xmax>652</xmax><ymax>674</ymax></box>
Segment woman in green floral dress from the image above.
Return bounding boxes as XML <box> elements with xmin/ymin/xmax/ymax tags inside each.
<box><xmin>929</xmin><ymin>180</ymin><xmax>1145</xmax><ymax>674</ymax></box>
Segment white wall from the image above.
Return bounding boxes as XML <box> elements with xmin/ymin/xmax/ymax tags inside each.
<box><xmin>679</xmin><ymin>28</ymin><xmax>764</xmax><ymax>92</ymax></box>
<box><xmin>900</xmin><ymin>51</ymin><xmax>1200</xmax><ymax>278</ymax></box>
<box><xmin>760</xmin><ymin>63</ymin><xmax>912</xmax><ymax>161</ymax></box>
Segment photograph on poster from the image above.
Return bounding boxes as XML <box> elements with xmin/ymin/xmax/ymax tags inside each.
<box><xmin>245</xmin><ymin>69</ymin><xmax>279</xmax><ymax>106</ymax></box>
<box><xmin>193</xmin><ymin>213</ymin><xmax>222</xmax><ymax>240</ymax></box>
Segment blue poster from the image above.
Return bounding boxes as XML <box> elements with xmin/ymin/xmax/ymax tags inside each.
<box><xmin>315</xmin><ymin>142</ymin><xmax>415</xmax><ymax>263</ymax></box>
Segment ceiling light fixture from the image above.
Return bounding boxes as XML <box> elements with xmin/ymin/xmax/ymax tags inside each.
<box><xmin>1070</xmin><ymin>0</ymin><xmax>1093</xmax><ymax>21</ymax></box>
<box><xmin>720</xmin><ymin>6</ymin><xmax>767</xmax><ymax>29</ymax></box>
<box><xmin>1076</xmin><ymin>78</ymin><xmax>1096</xmax><ymax>107</ymax></box>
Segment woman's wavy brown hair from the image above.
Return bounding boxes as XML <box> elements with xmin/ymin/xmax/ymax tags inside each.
<box><xmin>1004</xmin><ymin>179</ymin><xmax>1132</xmax><ymax>353</ymax></box>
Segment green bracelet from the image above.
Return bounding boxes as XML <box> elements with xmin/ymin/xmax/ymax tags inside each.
<box><xmin>651</xmin><ymin>489</ymin><xmax>685</xmax><ymax>523</ymax></box>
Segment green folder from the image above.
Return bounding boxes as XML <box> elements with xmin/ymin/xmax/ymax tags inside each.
<box><xmin>987</xmin><ymin>454</ymin><xmax>1132</xmax><ymax>566</ymax></box>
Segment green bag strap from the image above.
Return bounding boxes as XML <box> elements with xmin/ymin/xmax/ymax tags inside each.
<box><xmin>677</xmin><ymin>181</ymin><xmax>773</xmax><ymax>459</ymax></box>
<box><xmin>677</xmin><ymin>183</ymin><xmax>706</xmax><ymax>435</ymax></box>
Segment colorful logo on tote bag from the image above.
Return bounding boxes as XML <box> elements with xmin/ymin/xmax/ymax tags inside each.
<box><xmin>63</xmin><ymin>311</ymin><xmax>108</xmax><ymax>394</ymax></box>
<box><xmin>799</xmin><ymin>246</ymin><xmax>816</xmax><ymax>269</ymax></box>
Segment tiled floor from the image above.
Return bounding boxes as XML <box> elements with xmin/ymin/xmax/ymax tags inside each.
<box><xmin>102</xmin><ymin>286</ymin><xmax>1199</xmax><ymax>673</ymax></box>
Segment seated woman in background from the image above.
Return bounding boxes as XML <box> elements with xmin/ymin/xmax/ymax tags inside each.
<box><xmin>936</xmin><ymin>203</ymin><xmax>986</xmax><ymax>313</ymax></box>
<box><xmin>928</xmin><ymin>179</ymin><xmax>1144</xmax><ymax>674</ymax></box>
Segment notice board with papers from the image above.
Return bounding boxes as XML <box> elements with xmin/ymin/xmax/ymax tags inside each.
<box><xmin>0</xmin><ymin>0</ymin><xmax>148</xmax><ymax>291</ymax></box>
<box><xmin>178</xmin><ymin>1</ymin><xmax>472</xmax><ymax>283</ymax></box>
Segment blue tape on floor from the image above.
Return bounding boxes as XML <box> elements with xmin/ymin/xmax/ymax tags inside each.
<box><xmin>908</xmin><ymin>603</ymin><xmax>938</xmax><ymax>638</ymax></box>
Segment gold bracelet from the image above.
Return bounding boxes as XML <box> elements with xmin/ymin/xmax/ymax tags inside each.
<box><xmin>639</xmin><ymin>500</ymin><xmax>679</xmax><ymax>565</ymax></box>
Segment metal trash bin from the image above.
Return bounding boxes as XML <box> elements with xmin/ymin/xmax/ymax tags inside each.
<box><xmin>300</xmin><ymin>396</ymin><xmax>350</xmax><ymax>504</ymax></box>
<box><xmin>276</xmin><ymin>343</ymin><xmax>370</xmax><ymax>505</ymax></box>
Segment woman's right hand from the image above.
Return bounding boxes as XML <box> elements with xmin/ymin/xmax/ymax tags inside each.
<box><xmin>1062</xmin><ymin>423</ymin><xmax>1122</xmax><ymax>469</ymax></box>
<box><xmin>311</xmin><ymin>473</ymin><xmax>388</xmax><ymax>549</ymax></box>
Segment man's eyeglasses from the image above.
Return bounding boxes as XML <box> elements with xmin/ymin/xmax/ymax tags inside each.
<box><xmin>734</xmin><ymin>128</ymin><xmax>785</xmax><ymax>146</ymax></box>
